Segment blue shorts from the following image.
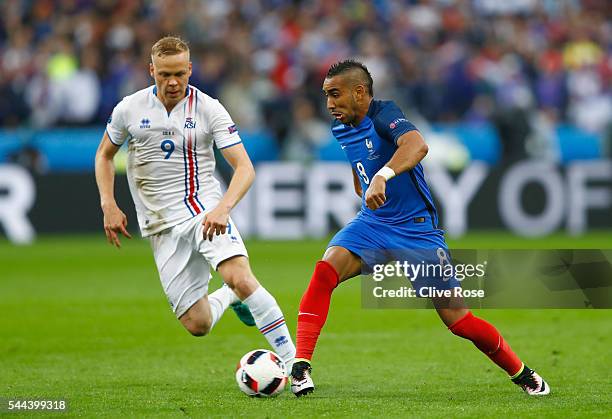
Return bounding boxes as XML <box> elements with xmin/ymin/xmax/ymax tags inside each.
<box><xmin>328</xmin><ymin>213</ymin><xmax>460</xmax><ymax>293</ymax></box>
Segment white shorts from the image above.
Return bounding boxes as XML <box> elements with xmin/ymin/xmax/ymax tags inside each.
<box><xmin>149</xmin><ymin>213</ymin><xmax>248</xmax><ymax>318</ymax></box>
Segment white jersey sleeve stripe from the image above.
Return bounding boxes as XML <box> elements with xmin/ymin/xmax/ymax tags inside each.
<box><xmin>218</xmin><ymin>140</ymin><xmax>242</xmax><ymax>150</ymax></box>
<box><xmin>105</xmin><ymin>129</ymin><xmax>121</xmax><ymax>146</ymax></box>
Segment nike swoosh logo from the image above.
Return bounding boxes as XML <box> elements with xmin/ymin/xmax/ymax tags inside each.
<box><xmin>298</xmin><ymin>312</ymin><xmax>319</xmax><ymax>317</ymax></box>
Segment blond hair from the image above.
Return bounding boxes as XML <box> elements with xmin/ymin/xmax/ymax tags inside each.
<box><xmin>151</xmin><ymin>36</ymin><xmax>189</xmax><ymax>58</ymax></box>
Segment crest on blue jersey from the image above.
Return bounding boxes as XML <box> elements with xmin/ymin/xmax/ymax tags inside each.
<box><xmin>184</xmin><ymin>117</ymin><xmax>196</xmax><ymax>129</ymax></box>
<box><xmin>365</xmin><ymin>137</ymin><xmax>380</xmax><ymax>160</ymax></box>
<box><xmin>140</xmin><ymin>118</ymin><xmax>151</xmax><ymax>129</ymax></box>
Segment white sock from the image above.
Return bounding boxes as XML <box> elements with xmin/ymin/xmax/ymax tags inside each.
<box><xmin>207</xmin><ymin>284</ymin><xmax>239</xmax><ymax>330</ymax></box>
<box><xmin>243</xmin><ymin>286</ymin><xmax>296</xmax><ymax>369</ymax></box>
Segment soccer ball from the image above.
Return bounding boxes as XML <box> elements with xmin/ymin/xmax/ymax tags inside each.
<box><xmin>235</xmin><ymin>349</ymin><xmax>287</xmax><ymax>397</ymax></box>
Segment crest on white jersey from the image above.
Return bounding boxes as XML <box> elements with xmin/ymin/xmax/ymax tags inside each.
<box><xmin>184</xmin><ymin>117</ymin><xmax>196</xmax><ymax>129</ymax></box>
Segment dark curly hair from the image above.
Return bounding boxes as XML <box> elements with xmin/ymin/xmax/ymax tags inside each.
<box><xmin>326</xmin><ymin>59</ymin><xmax>374</xmax><ymax>96</ymax></box>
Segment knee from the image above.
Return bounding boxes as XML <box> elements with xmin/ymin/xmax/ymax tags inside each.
<box><xmin>226</xmin><ymin>271</ymin><xmax>255</xmax><ymax>294</ymax></box>
<box><xmin>440</xmin><ymin>308</ymin><xmax>471</xmax><ymax>329</ymax></box>
<box><xmin>183</xmin><ymin>318</ymin><xmax>212</xmax><ymax>337</ymax></box>
<box><xmin>322</xmin><ymin>247</ymin><xmax>359</xmax><ymax>282</ymax></box>
<box><xmin>309</xmin><ymin>260</ymin><xmax>339</xmax><ymax>290</ymax></box>
<box><xmin>224</xmin><ymin>267</ymin><xmax>258</xmax><ymax>296</ymax></box>
<box><xmin>447</xmin><ymin>310</ymin><xmax>472</xmax><ymax>334</ymax></box>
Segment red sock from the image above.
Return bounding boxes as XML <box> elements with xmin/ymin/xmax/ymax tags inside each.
<box><xmin>295</xmin><ymin>261</ymin><xmax>339</xmax><ymax>361</ymax></box>
<box><xmin>449</xmin><ymin>312</ymin><xmax>523</xmax><ymax>376</ymax></box>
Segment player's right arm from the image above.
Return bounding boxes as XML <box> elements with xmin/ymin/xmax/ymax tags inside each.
<box><xmin>365</xmin><ymin>102</ymin><xmax>427</xmax><ymax>210</ymax></box>
<box><xmin>351</xmin><ymin>168</ymin><xmax>363</xmax><ymax>197</ymax></box>
<box><xmin>95</xmin><ymin>132</ymin><xmax>131</xmax><ymax>248</ymax></box>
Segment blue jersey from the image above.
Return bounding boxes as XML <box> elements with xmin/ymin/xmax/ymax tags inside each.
<box><xmin>331</xmin><ymin>100</ymin><xmax>438</xmax><ymax>227</ymax></box>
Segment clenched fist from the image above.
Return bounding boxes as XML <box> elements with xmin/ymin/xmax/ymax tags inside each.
<box><xmin>364</xmin><ymin>176</ymin><xmax>387</xmax><ymax>210</ymax></box>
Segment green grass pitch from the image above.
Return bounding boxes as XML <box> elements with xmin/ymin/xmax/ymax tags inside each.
<box><xmin>1</xmin><ymin>232</ymin><xmax>611</xmax><ymax>417</ymax></box>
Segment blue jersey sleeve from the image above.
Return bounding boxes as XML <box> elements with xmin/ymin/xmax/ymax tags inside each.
<box><xmin>372</xmin><ymin>101</ymin><xmax>418</xmax><ymax>145</ymax></box>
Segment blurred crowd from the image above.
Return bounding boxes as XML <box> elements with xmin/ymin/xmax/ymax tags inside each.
<box><xmin>1</xmin><ymin>0</ymin><xmax>610</xmax><ymax>161</ymax></box>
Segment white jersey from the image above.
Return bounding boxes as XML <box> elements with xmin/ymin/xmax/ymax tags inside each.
<box><xmin>106</xmin><ymin>85</ymin><xmax>241</xmax><ymax>237</ymax></box>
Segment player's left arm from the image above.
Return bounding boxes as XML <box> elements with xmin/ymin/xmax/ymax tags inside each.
<box><xmin>202</xmin><ymin>143</ymin><xmax>255</xmax><ymax>241</ymax></box>
<box><xmin>365</xmin><ymin>130</ymin><xmax>428</xmax><ymax>210</ymax></box>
